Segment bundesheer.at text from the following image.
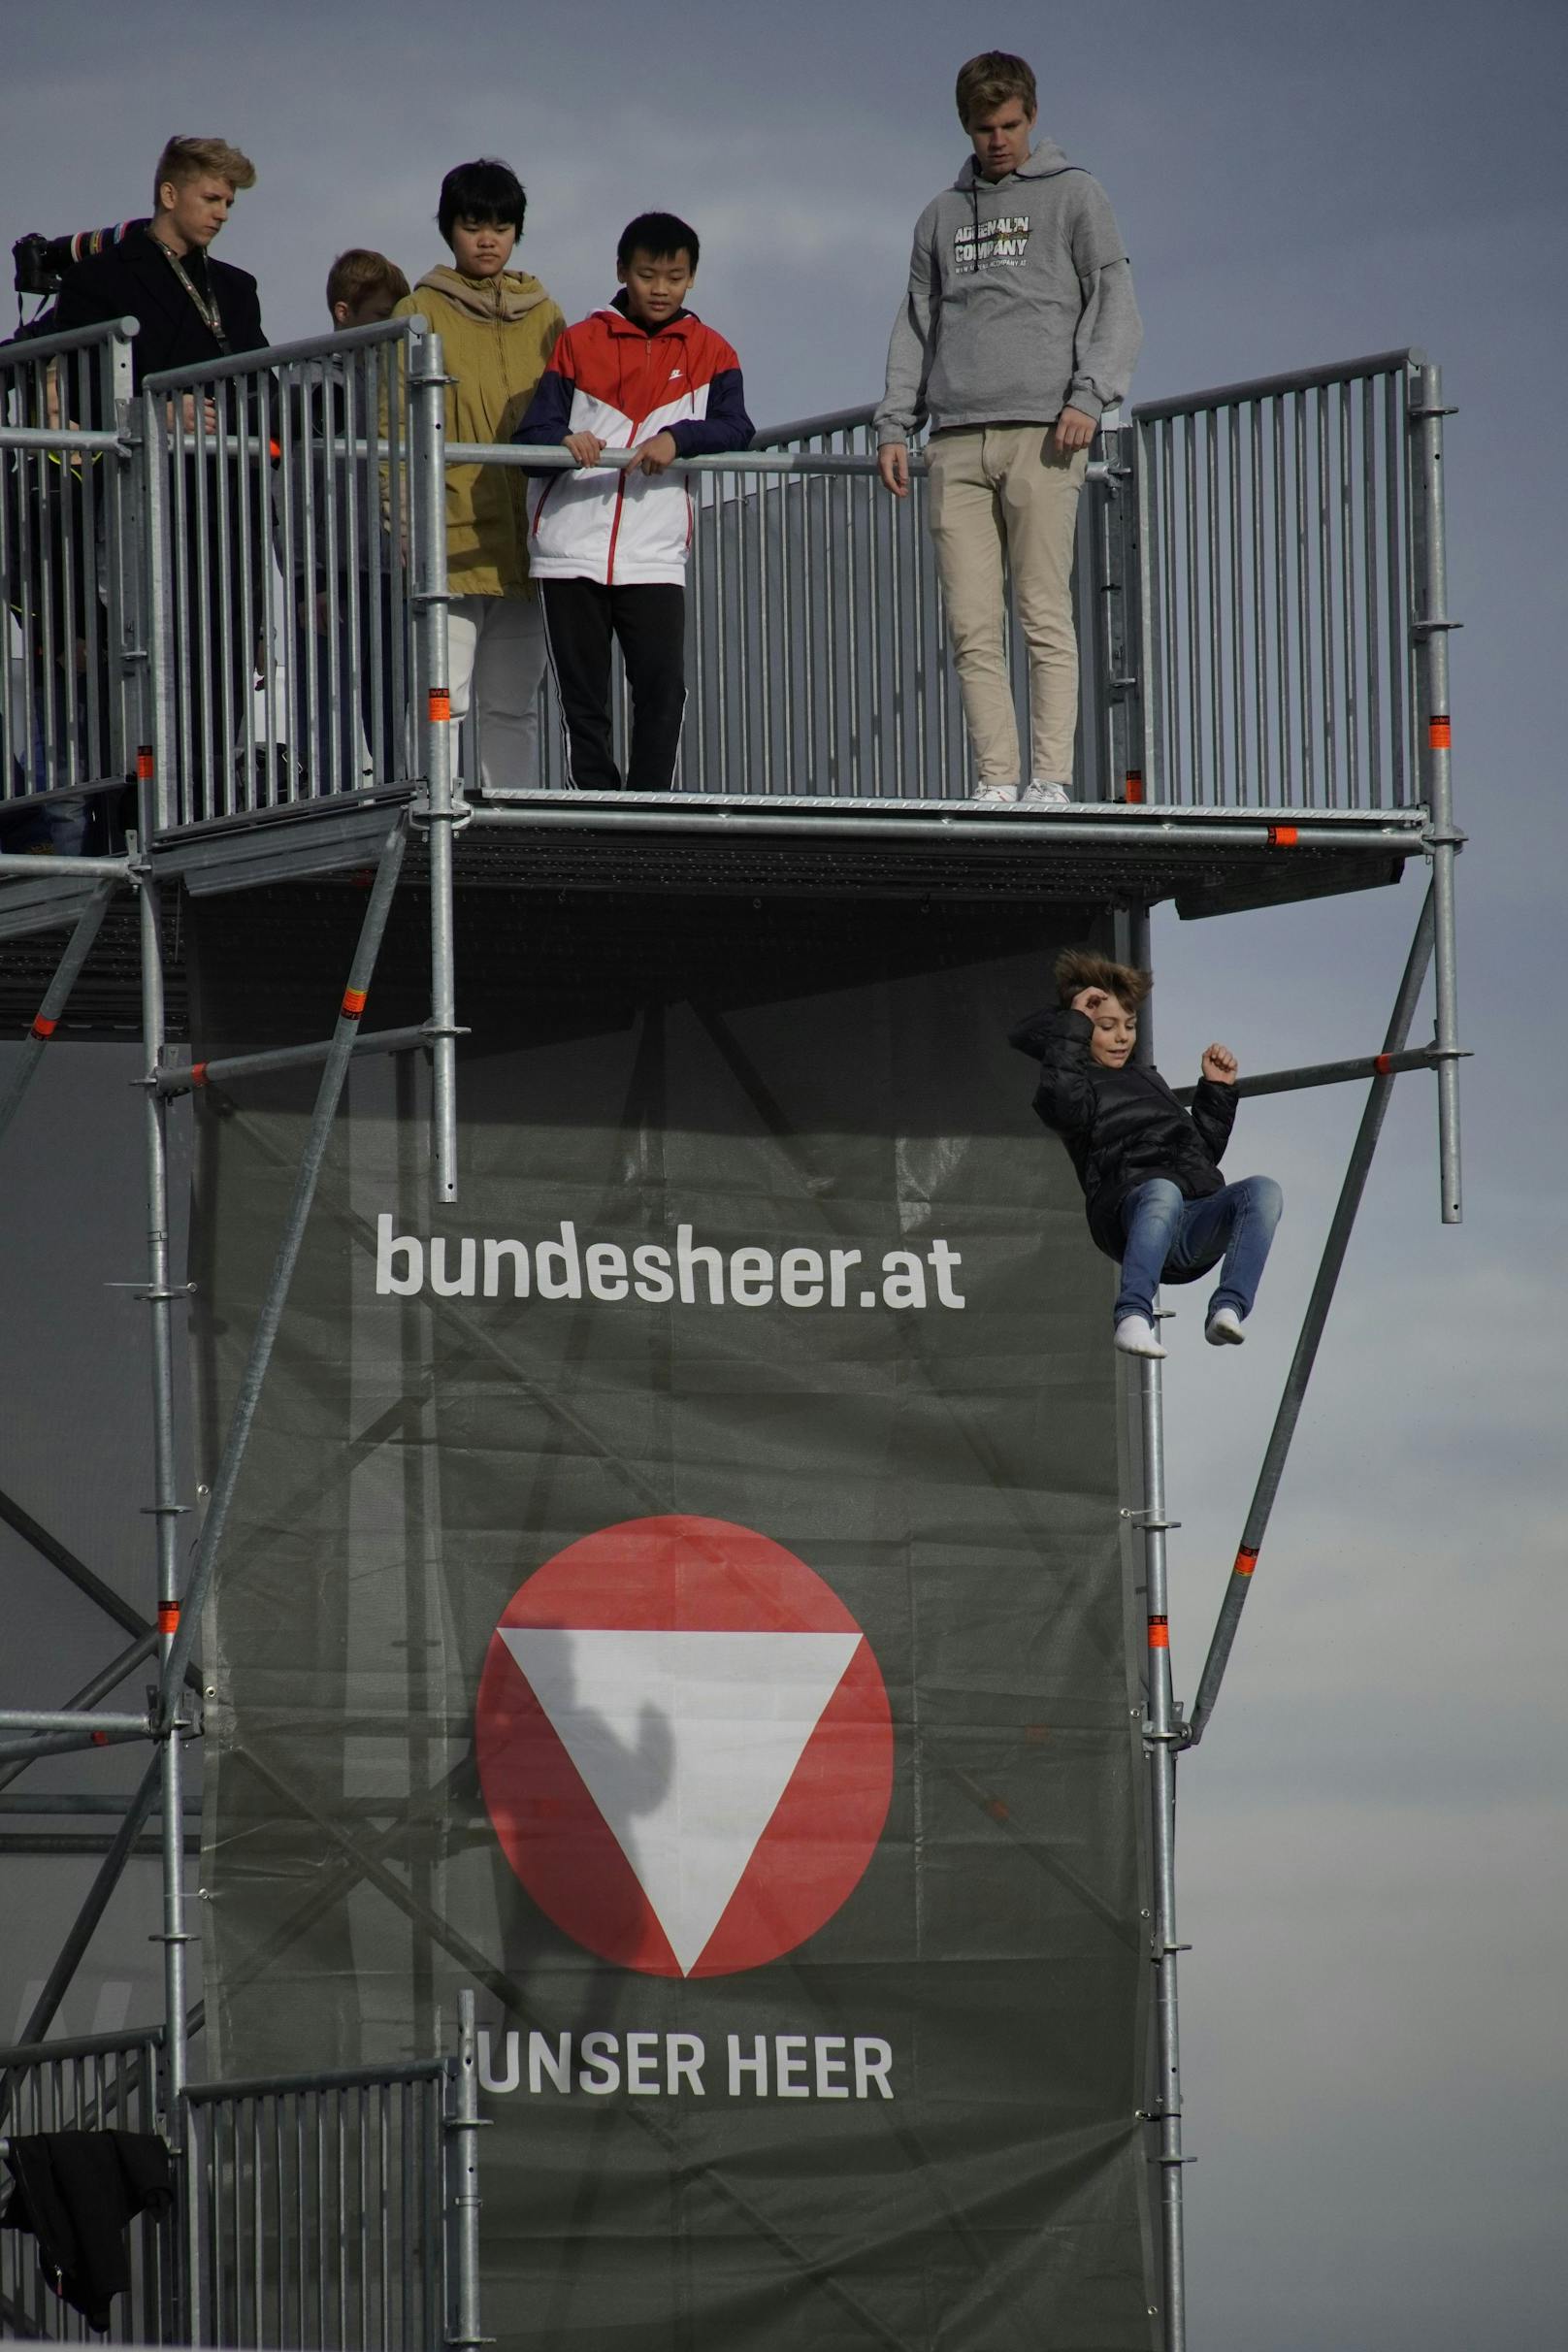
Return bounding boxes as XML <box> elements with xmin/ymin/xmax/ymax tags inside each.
<box><xmin>376</xmin><ymin>1214</ymin><xmax>965</xmax><ymax>1311</ymax></box>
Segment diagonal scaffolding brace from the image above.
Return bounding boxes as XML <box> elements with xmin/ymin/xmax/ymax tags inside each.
<box><xmin>154</xmin><ymin>815</ymin><xmax>409</xmax><ymax>1728</ymax></box>
<box><xmin>1185</xmin><ymin>882</ymin><xmax>1437</xmax><ymax>1746</ymax></box>
<box><xmin>0</xmin><ymin>879</ymin><xmax>121</xmax><ymax>1145</ymax></box>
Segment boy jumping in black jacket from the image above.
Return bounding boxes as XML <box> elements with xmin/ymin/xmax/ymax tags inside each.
<box><xmin>1010</xmin><ymin>948</ymin><xmax>1283</xmax><ymax>1359</ymax></box>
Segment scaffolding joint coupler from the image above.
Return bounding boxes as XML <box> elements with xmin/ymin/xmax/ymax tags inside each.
<box><xmin>410</xmin><ymin>796</ymin><xmax>474</xmax><ymax>834</ymax></box>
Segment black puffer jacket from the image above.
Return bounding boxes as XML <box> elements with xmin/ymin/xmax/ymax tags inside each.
<box><xmin>1009</xmin><ymin>1005</ymin><xmax>1236</xmax><ymax>1259</ymax></box>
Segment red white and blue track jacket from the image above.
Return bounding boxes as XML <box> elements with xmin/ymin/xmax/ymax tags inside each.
<box><xmin>515</xmin><ymin>296</ymin><xmax>753</xmax><ymax>587</ymax></box>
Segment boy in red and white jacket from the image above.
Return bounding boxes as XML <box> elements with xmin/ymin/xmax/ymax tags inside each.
<box><xmin>514</xmin><ymin>211</ymin><xmax>752</xmax><ymax>792</ymax></box>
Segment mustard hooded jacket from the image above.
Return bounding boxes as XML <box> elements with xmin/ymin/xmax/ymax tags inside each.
<box><xmin>393</xmin><ymin>266</ymin><xmax>565</xmax><ymax>598</ymax></box>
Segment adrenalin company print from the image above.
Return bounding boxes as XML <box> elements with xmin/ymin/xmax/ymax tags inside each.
<box><xmin>474</xmin><ymin>1516</ymin><xmax>895</xmax><ymax>1978</ymax></box>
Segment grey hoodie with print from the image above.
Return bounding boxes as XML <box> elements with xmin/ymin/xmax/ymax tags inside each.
<box><xmin>873</xmin><ymin>138</ymin><xmax>1142</xmax><ymax>444</ymax></box>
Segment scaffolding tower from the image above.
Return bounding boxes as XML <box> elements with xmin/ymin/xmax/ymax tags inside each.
<box><xmin>0</xmin><ymin>312</ymin><xmax>1463</xmax><ymax>2351</ymax></box>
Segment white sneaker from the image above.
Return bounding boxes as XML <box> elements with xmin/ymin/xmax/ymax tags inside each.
<box><xmin>1205</xmin><ymin>1306</ymin><xmax>1245</xmax><ymax>1347</ymax></box>
<box><xmin>1022</xmin><ymin>779</ymin><xmax>1073</xmax><ymax>806</ymax></box>
<box><xmin>1114</xmin><ymin>1315</ymin><xmax>1167</xmax><ymax>1359</ymax></box>
<box><xmin>971</xmin><ymin>780</ymin><xmax>1020</xmax><ymax>803</ymax></box>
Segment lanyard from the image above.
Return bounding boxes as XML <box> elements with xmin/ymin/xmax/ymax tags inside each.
<box><xmin>151</xmin><ymin>237</ymin><xmax>230</xmax><ymax>352</ymax></box>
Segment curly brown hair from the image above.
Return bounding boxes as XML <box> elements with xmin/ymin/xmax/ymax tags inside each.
<box><xmin>1053</xmin><ymin>947</ymin><xmax>1152</xmax><ymax>1011</ymax></box>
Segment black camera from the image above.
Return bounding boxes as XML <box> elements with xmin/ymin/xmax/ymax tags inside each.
<box><xmin>13</xmin><ymin>219</ymin><xmax>148</xmax><ymax>300</ymax></box>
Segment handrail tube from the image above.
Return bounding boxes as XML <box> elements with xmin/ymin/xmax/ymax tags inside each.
<box><xmin>750</xmin><ymin>403</ymin><xmax>876</xmax><ymax>445</ymax></box>
<box><xmin>464</xmin><ymin>441</ymin><xmax>1112</xmax><ymax>483</ymax></box>
<box><xmin>0</xmin><ymin>315</ymin><xmax>139</xmax><ymax>368</ymax></box>
<box><xmin>1134</xmin><ymin>347</ymin><xmax>1427</xmax><ymax>423</ymax></box>
<box><xmin>0</xmin><ymin>854</ymin><xmax>134</xmax><ymax>877</ymax></box>
<box><xmin>183</xmin><ymin>2058</ymin><xmax>445</xmax><ymax>2105</ymax></box>
<box><xmin>0</xmin><ymin>425</ymin><xmax>126</xmax><ymax>453</ymax></box>
<box><xmin>464</xmin><ymin>804</ymin><xmax>1421</xmax><ymax>851</ymax></box>
<box><xmin>141</xmin><ymin>311</ymin><xmax>428</xmax><ymax>393</ymax></box>
<box><xmin>0</xmin><ymin>2025</ymin><xmax>163</xmax><ymax>2069</ymax></box>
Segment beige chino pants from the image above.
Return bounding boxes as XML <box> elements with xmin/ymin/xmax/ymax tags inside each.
<box><xmin>926</xmin><ymin>428</ymin><xmax>1090</xmax><ymax>787</ymax></box>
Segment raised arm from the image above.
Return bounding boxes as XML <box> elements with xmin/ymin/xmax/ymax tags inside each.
<box><xmin>1189</xmin><ymin>1043</ymin><xmax>1239</xmax><ymax>1160</ymax></box>
<box><xmin>1009</xmin><ymin>1002</ymin><xmax>1099</xmax><ymax>1138</ymax></box>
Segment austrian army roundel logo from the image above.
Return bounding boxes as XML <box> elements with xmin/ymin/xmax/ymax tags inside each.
<box><xmin>474</xmin><ymin>1515</ymin><xmax>894</xmax><ymax>1977</ymax></box>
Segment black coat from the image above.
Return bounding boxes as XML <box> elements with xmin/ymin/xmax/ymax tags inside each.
<box><xmin>1010</xmin><ymin>1004</ymin><xmax>1237</xmax><ymax>1260</ymax></box>
<box><xmin>2</xmin><ymin>2130</ymin><xmax>173</xmax><ymax>2331</ymax></box>
<box><xmin>53</xmin><ymin>227</ymin><xmax>265</xmax><ymax>389</ymax></box>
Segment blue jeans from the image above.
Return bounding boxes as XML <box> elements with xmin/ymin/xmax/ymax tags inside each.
<box><xmin>1115</xmin><ymin>1176</ymin><xmax>1284</xmax><ymax>1326</ymax></box>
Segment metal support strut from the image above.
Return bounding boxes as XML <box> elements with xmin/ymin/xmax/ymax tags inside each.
<box><xmin>153</xmin><ymin>815</ymin><xmax>409</xmax><ymax>1731</ymax></box>
<box><xmin>445</xmin><ymin>1988</ymin><xmax>488</xmax><ymax>2351</ymax></box>
<box><xmin>408</xmin><ymin>326</ymin><xmax>461</xmax><ymax>1206</ymax></box>
<box><xmin>0</xmin><ymin>880</ymin><xmax>119</xmax><ymax>1148</ymax></box>
<box><xmin>139</xmin><ymin>866</ymin><xmax>194</xmax><ymax>2170</ymax></box>
<box><xmin>1187</xmin><ymin>884</ymin><xmax>1436</xmax><ymax>1745</ymax></box>
<box><xmin>1136</xmin><ymin>1338</ymin><xmax>1188</xmax><ymax>2352</ymax></box>
<box><xmin>1412</xmin><ymin>358</ymin><xmax>1464</xmax><ymax>1224</ymax></box>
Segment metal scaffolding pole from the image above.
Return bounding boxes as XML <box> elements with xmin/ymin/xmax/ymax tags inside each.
<box><xmin>1186</xmin><ymin>883</ymin><xmax>1436</xmax><ymax>1745</ymax></box>
<box><xmin>446</xmin><ymin>1989</ymin><xmax>484</xmax><ymax>2352</ymax></box>
<box><xmin>138</xmin><ymin>868</ymin><xmax>194</xmax><ymax>2134</ymax></box>
<box><xmin>153</xmin><ymin>816</ymin><xmax>409</xmax><ymax>1727</ymax></box>
<box><xmin>1136</xmin><ymin>1342</ymin><xmax>1187</xmax><ymax>2352</ymax></box>
<box><xmin>408</xmin><ymin>326</ymin><xmax>461</xmax><ymax>1206</ymax></box>
<box><xmin>0</xmin><ymin>880</ymin><xmax>119</xmax><ymax>1147</ymax></box>
<box><xmin>155</xmin><ymin>1024</ymin><xmax>450</xmax><ymax>1099</ymax></box>
<box><xmin>1175</xmin><ymin>1042</ymin><xmax>1451</xmax><ymax>1106</ymax></box>
<box><xmin>1412</xmin><ymin>359</ymin><xmax>1464</xmax><ymax>1224</ymax></box>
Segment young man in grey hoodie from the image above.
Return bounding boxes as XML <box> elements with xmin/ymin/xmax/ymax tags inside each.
<box><xmin>875</xmin><ymin>52</ymin><xmax>1141</xmax><ymax>805</ymax></box>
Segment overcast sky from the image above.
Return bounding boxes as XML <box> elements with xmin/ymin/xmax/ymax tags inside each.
<box><xmin>2</xmin><ymin>4</ymin><xmax>1564</xmax><ymax>2346</ymax></box>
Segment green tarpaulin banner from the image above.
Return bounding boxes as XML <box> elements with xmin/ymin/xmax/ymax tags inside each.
<box><xmin>190</xmin><ymin>889</ymin><xmax>1158</xmax><ymax>2351</ymax></box>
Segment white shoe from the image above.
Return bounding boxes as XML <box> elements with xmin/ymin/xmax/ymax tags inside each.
<box><xmin>971</xmin><ymin>780</ymin><xmax>1020</xmax><ymax>803</ymax></box>
<box><xmin>1022</xmin><ymin>779</ymin><xmax>1072</xmax><ymax>806</ymax></box>
<box><xmin>1114</xmin><ymin>1315</ymin><xmax>1167</xmax><ymax>1359</ymax></box>
<box><xmin>1205</xmin><ymin>1306</ymin><xmax>1245</xmax><ymax>1347</ymax></box>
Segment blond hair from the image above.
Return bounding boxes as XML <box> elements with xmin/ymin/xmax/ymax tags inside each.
<box><xmin>153</xmin><ymin>137</ymin><xmax>257</xmax><ymax>211</ymax></box>
<box><xmin>324</xmin><ymin>248</ymin><xmax>411</xmax><ymax>317</ymax></box>
<box><xmin>955</xmin><ymin>51</ymin><xmax>1037</xmax><ymax>129</ymax></box>
<box><xmin>1053</xmin><ymin>947</ymin><xmax>1152</xmax><ymax>1012</ymax></box>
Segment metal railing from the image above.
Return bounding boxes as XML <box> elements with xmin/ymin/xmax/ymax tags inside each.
<box><xmin>0</xmin><ymin>1998</ymin><xmax>481</xmax><ymax>2350</ymax></box>
<box><xmin>141</xmin><ymin>319</ymin><xmax>424</xmax><ymax>833</ymax></box>
<box><xmin>181</xmin><ymin>2062</ymin><xmax>446</xmax><ymax>2351</ymax></box>
<box><xmin>1</xmin><ymin>323</ymin><xmax>1450</xmax><ymax>830</ymax></box>
<box><xmin>0</xmin><ymin>320</ymin><xmax>137</xmax><ymax>849</ymax></box>
<box><xmin>1123</xmin><ymin>350</ymin><xmax>1425</xmax><ymax>809</ymax></box>
<box><xmin>473</xmin><ymin>413</ymin><xmax>1113</xmax><ymax>801</ymax></box>
<box><xmin>0</xmin><ymin>2027</ymin><xmax>172</xmax><ymax>2343</ymax></box>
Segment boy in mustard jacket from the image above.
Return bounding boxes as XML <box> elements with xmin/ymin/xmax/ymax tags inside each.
<box><xmin>393</xmin><ymin>159</ymin><xmax>564</xmax><ymax>791</ymax></box>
